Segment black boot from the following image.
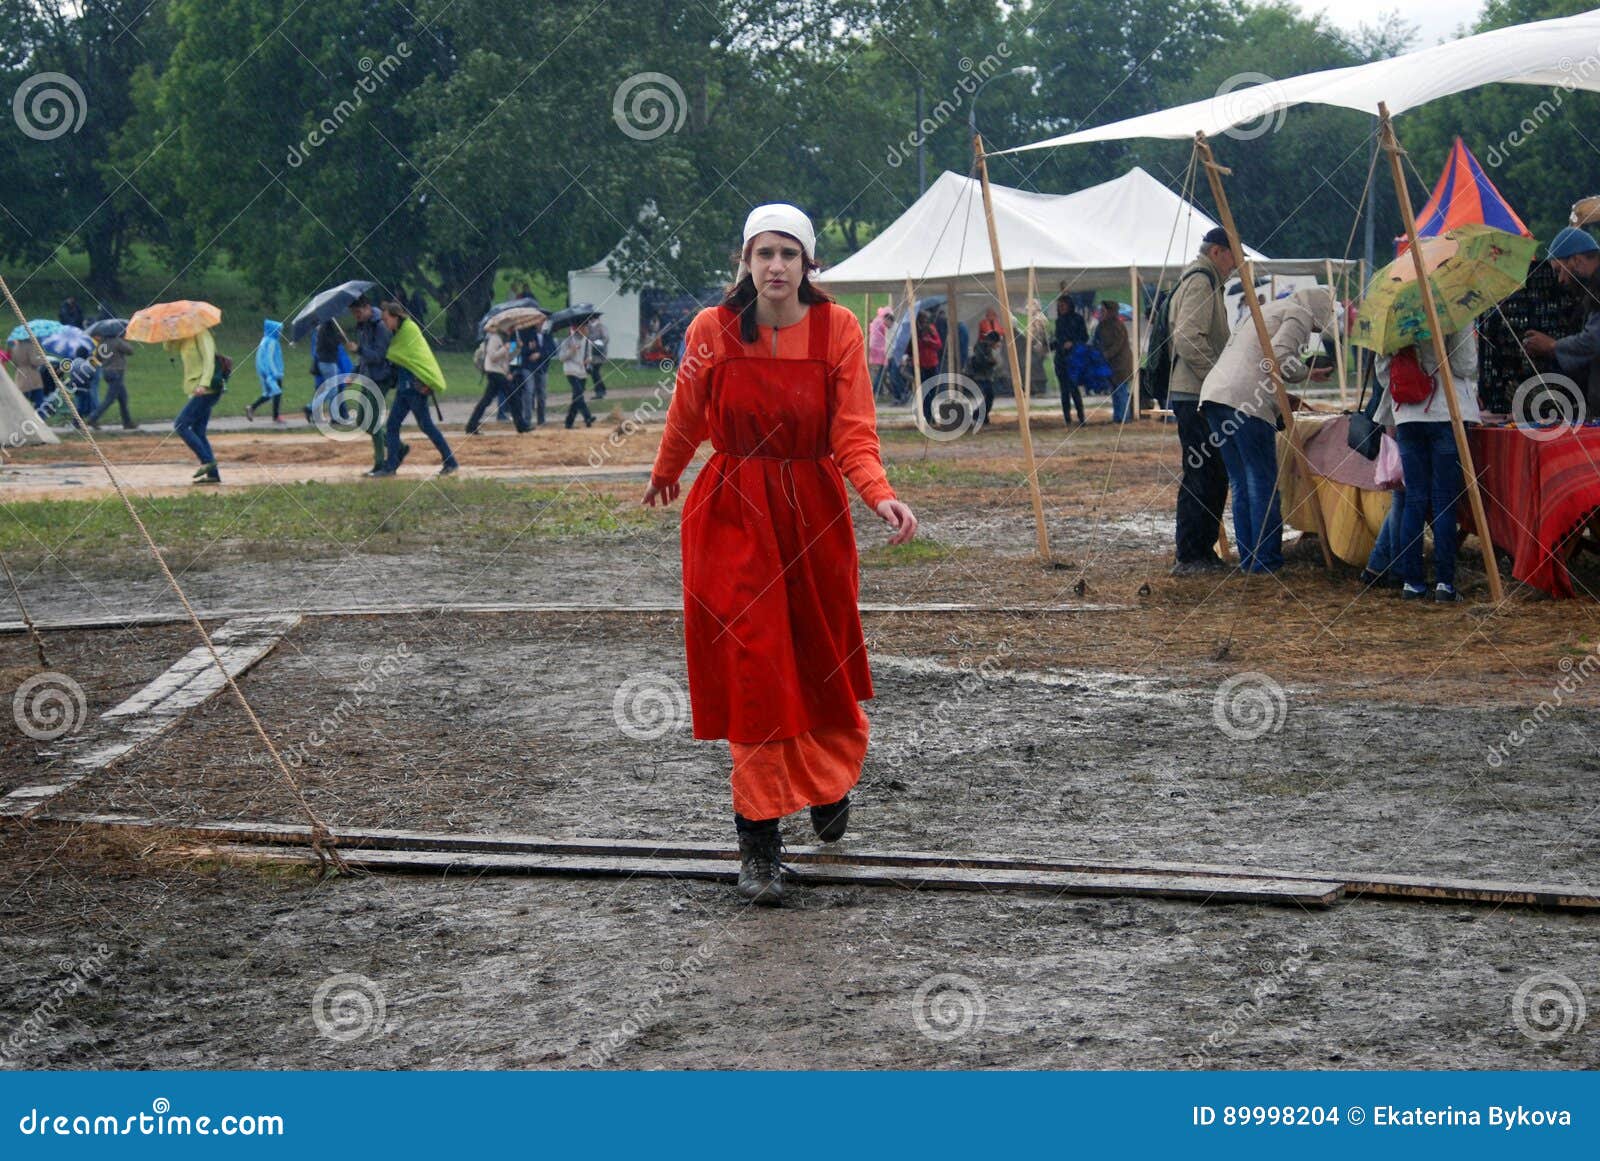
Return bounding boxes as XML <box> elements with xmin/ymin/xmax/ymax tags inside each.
<box><xmin>810</xmin><ymin>794</ymin><xmax>851</xmax><ymax>843</ymax></box>
<box><xmin>734</xmin><ymin>816</ymin><xmax>785</xmax><ymax>906</ymax></box>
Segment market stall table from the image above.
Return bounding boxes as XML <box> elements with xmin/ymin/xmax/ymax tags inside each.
<box><xmin>1469</xmin><ymin>423</ymin><xmax>1600</xmax><ymax>598</ymax></box>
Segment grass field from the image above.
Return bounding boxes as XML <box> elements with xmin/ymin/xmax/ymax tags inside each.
<box><xmin>0</xmin><ymin>478</ymin><xmax>653</xmax><ymax>576</ymax></box>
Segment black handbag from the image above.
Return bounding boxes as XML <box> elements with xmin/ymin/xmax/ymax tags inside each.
<box><xmin>1346</xmin><ymin>362</ymin><xmax>1384</xmax><ymax>461</ymax></box>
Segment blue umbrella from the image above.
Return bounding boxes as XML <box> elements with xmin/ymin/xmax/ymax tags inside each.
<box><xmin>39</xmin><ymin>326</ymin><xmax>92</xmax><ymax>358</ymax></box>
<box><xmin>8</xmin><ymin>319</ymin><xmax>62</xmax><ymax>344</ymax></box>
<box><xmin>289</xmin><ymin>280</ymin><xmax>374</xmax><ymax>342</ymax></box>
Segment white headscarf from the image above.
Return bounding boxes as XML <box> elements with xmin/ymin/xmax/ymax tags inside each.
<box><xmin>738</xmin><ymin>203</ymin><xmax>816</xmax><ymax>280</ymax></box>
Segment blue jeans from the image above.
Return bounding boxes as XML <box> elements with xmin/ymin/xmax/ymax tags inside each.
<box><xmin>1366</xmin><ymin>488</ymin><xmax>1406</xmax><ymax>577</ymax></box>
<box><xmin>74</xmin><ymin>368</ymin><xmax>100</xmax><ymax>419</ymax></box>
<box><xmin>174</xmin><ymin>391</ymin><xmax>218</xmax><ymax>465</ymax></box>
<box><xmin>1395</xmin><ymin>421</ymin><xmax>1462</xmax><ymax>587</ymax></box>
<box><xmin>1204</xmin><ymin>402</ymin><xmax>1282</xmax><ymax>573</ymax></box>
<box><xmin>1110</xmin><ymin>379</ymin><xmax>1131</xmax><ymax>423</ymax></box>
<box><xmin>384</xmin><ymin>377</ymin><xmax>456</xmax><ymax>470</ymax></box>
<box><xmin>311</xmin><ymin>360</ymin><xmax>342</xmax><ymax>414</ymax></box>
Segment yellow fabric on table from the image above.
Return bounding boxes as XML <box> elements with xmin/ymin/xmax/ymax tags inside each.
<box><xmin>1276</xmin><ymin>422</ymin><xmax>1394</xmax><ymax>567</ymax></box>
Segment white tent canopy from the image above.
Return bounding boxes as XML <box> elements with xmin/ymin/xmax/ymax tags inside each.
<box><xmin>816</xmin><ymin>168</ymin><xmax>1345</xmax><ymax>297</ymax></box>
<box><xmin>0</xmin><ymin>362</ymin><xmax>56</xmax><ymax>447</ymax></box>
<box><xmin>1001</xmin><ymin>9</ymin><xmax>1600</xmax><ymax>151</ymax></box>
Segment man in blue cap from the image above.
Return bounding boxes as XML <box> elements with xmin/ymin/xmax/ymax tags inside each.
<box><xmin>1524</xmin><ymin>226</ymin><xmax>1600</xmax><ymax>415</ymax></box>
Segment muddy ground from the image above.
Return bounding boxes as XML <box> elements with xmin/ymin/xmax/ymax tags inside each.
<box><xmin>1</xmin><ymin>417</ymin><xmax>1597</xmax><ymax>1069</ymax></box>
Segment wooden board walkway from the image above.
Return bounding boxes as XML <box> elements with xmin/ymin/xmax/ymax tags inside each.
<box><xmin>39</xmin><ymin>813</ymin><xmax>1600</xmax><ymax>912</ymax></box>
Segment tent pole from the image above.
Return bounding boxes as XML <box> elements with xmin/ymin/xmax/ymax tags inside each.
<box><xmin>1327</xmin><ymin>258</ymin><xmax>1348</xmax><ymax>407</ymax></box>
<box><xmin>1194</xmin><ymin>132</ymin><xmax>1336</xmax><ymax>570</ymax></box>
<box><xmin>1129</xmin><ymin>265</ymin><xmax>1142</xmax><ymax>420</ymax></box>
<box><xmin>1378</xmin><ymin>103</ymin><xmax>1504</xmax><ymax>604</ymax></box>
<box><xmin>1024</xmin><ymin>266</ymin><xmax>1037</xmax><ymax>405</ymax></box>
<box><xmin>975</xmin><ymin>134</ymin><xmax>1053</xmax><ymax>563</ymax></box>
<box><xmin>945</xmin><ymin>279</ymin><xmax>959</xmax><ymax>381</ymax></box>
<box><xmin>906</xmin><ymin>276</ymin><xmax>924</xmax><ymax>406</ymax></box>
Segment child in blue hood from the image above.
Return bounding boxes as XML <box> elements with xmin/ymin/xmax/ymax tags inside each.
<box><xmin>247</xmin><ymin>319</ymin><xmax>285</xmax><ymax>422</ymax></box>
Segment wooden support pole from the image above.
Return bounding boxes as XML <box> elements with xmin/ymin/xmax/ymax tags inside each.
<box><xmin>1129</xmin><ymin>265</ymin><xmax>1142</xmax><ymax>419</ymax></box>
<box><xmin>1195</xmin><ymin>132</ymin><xmax>1336</xmax><ymax>570</ymax></box>
<box><xmin>976</xmin><ymin>134</ymin><xmax>1052</xmax><ymax>562</ymax></box>
<box><xmin>945</xmin><ymin>279</ymin><xmax>959</xmax><ymax>380</ymax></box>
<box><xmin>1024</xmin><ymin>265</ymin><xmax>1037</xmax><ymax>404</ymax></box>
<box><xmin>1327</xmin><ymin>258</ymin><xmax>1348</xmax><ymax>407</ymax></box>
<box><xmin>905</xmin><ymin>276</ymin><xmax>923</xmax><ymax>404</ymax></box>
<box><xmin>1378</xmin><ymin>104</ymin><xmax>1504</xmax><ymax>604</ymax></box>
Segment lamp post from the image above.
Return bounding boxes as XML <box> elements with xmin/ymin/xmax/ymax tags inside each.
<box><xmin>969</xmin><ymin>66</ymin><xmax>1038</xmax><ymax>144</ymax></box>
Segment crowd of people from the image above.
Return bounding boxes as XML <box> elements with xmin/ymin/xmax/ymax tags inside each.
<box><xmin>865</xmin><ymin>294</ymin><xmax>1136</xmax><ymax>428</ymax></box>
<box><xmin>1162</xmin><ymin>213</ymin><xmax>1600</xmax><ymax>603</ymax></box>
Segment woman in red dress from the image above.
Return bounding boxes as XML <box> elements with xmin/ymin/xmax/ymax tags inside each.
<box><xmin>644</xmin><ymin>204</ymin><xmax>917</xmax><ymax>905</ymax></box>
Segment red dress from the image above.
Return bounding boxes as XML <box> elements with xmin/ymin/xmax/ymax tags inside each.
<box><xmin>651</xmin><ymin>302</ymin><xmax>896</xmax><ymax>819</ymax></box>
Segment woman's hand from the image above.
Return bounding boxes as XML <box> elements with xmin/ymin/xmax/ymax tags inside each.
<box><xmin>642</xmin><ymin>480</ymin><xmax>680</xmax><ymax>507</ymax></box>
<box><xmin>876</xmin><ymin>498</ymin><xmax>917</xmax><ymax>545</ymax></box>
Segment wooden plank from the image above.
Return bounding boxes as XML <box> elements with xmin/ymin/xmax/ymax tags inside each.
<box><xmin>46</xmin><ymin>812</ymin><xmax>1600</xmax><ymax>911</ymax></box>
<box><xmin>195</xmin><ymin>842</ymin><xmax>1344</xmax><ymax>907</ymax></box>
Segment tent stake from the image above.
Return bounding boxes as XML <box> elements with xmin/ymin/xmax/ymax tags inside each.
<box><xmin>1194</xmin><ymin>133</ymin><xmax>1336</xmax><ymax>570</ymax></box>
<box><xmin>975</xmin><ymin>135</ymin><xmax>1053</xmax><ymax>563</ymax></box>
<box><xmin>1378</xmin><ymin>104</ymin><xmax>1504</xmax><ymax>604</ymax></box>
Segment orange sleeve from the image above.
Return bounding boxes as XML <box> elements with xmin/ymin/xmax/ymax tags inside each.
<box><xmin>827</xmin><ymin>306</ymin><xmax>896</xmax><ymax>510</ymax></box>
<box><xmin>649</xmin><ymin>310</ymin><xmax>718</xmax><ymax>490</ymax></box>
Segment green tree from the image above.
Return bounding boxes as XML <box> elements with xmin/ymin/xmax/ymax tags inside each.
<box><xmin>0</xmin><ymin>0</ymin><xmax>169</xmax><ymax>295</ymax></box>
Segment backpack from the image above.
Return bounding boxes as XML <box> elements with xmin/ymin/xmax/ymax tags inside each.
<box><xmin>1142</xmin><ymin>266</ymin><xmax>1217</xmax><ymax>405</ymax></box>
<box><xmin>1387</xmin><ymin>346</ymin><xmax>1435</xmax><ymax>405</ymax></box>
<box><xmin>472</xmin><ymin>340</ymin><xmax>487</xmax><ymax>373</ymax></box>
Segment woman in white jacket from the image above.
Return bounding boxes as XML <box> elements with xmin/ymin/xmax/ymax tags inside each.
<box><xmin>1378</xmin><ymin>329</ymin><xmax>1478</xmax><ymax>602</ymax></box>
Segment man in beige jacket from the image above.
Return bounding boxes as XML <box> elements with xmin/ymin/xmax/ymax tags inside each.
<box><xmin>1199</xmin><ymin>287</ymin><xmax>1336</xmax><ymax>573</ymax></box>
<box><xmin>1168</xmin><ymin>227</ymin><xmax>1237</xmax><ymax>574</ymax></box>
